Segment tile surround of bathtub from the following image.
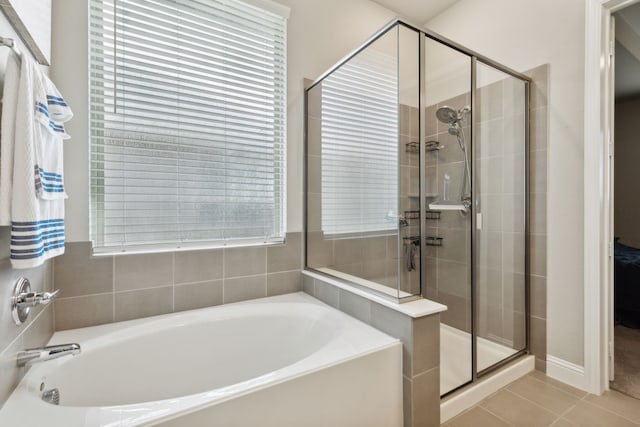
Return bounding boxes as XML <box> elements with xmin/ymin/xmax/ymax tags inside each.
<box><xmin>0</xmin><ymin>228</ymin><xmax>54</xmax><ymax>408</ymax></box>
<box><xmin>53</xmin><ymin>233</ymin><xmax>302</xmax><ymax>330</ymax></box>
<box><xmin>303</xmin><ymin>272</ymin><xmax>440</xmax><ymax>427</ymax></box>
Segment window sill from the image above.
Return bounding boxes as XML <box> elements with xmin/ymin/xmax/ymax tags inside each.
<box><xmin>92</xmin><ymin>237</ymin><xmax>286</xmax><ymax>257</ymax></box>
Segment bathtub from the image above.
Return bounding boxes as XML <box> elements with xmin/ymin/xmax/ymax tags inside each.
<box><xmin>0</xmin><ymin>293</ymin><xmax>402</xmax><ymax>426</ymax></box>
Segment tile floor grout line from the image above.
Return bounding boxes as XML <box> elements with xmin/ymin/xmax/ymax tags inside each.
<box><xmin>500</xmin><ymin>388</ymin><xmax>563</xmax><ymax>418</ymax></box>
<box><xmin>578</xmin><ymin>399</ymin><xmax>640</xmax><ymax>426</ymax></box>
<box><xmin>476</xmin><ymin>401</ymin><xmax>517</xmax><ymax>426</ymax></box>
<box><xmin>527</xmin><ymin>372</ymin><xmax>588</xmax><ymax>400</ymax></box>
<box><xmin>507</xmin><ymin>383</ymin><xmax>581</xmax><ymax>418</ymax></box>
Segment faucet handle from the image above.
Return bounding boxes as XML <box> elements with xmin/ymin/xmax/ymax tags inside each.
<box><xmin>15</xmin><ymin>288</ymin><xmax>60</xmax><ymax>308</ymax></box>
<box><xmin>11</xmin><ymin>278</ymin><xmax>61</xmax><ymax>325</ymax></box>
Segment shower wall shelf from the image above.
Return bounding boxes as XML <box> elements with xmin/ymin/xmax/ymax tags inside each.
<box><xmin>426</xmin><ymin>141</ymin><xmax>442</xmax><ymax>151</ymax></box>
<box><xmin>402</xmin><ymin>236</ymin><xmax>420</xmax><ymax>244</ymax></box>
<box><xmin>404</xmin><ymin>210</ymin><xmax>420</xmax><ymax>220</ymax></box>
<box><xmin>425</xmin><ymin>210</ymin><xmax>441</xmax><ymax>220</ymax></box>
<box><xmin>408</xmin><ymin>193</ymin><xmax>438</xmax><ymax>198</ymax></box>
<box><xmin>425</xmin><ymin>236</ymin><xmax>443</xmax><ymax>247</ymax></box>
<box><xmin>429</xmin><ymin>201</ymin><xmax>467</xmax><ymax>211</ymax></box>
<box><xmin>405</xmin><ymin>141</ymin><xmax>419</xmax><ymax>153</ymax></box>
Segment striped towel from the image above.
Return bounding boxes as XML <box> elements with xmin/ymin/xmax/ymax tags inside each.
<box><xmin>2</xmin><ymin>55</ymin><xmax>72</xmax><ymax>268</ymax></box>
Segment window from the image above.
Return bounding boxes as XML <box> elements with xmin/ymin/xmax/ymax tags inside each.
<box><xmin>320</xmin><ymin>49</ymin><xmax>398</xmax><ymax>236</ymax></box>
<box><xmin>89</xmin><ymin>0</ymin><xmax>287</xmax><ymax>252</ymax></box>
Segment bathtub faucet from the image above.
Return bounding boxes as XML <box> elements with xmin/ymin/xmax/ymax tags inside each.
<box><xmin>16</xmin><ymin>343</ymin><xmax>81</xmax><ymax>367</ymax></box>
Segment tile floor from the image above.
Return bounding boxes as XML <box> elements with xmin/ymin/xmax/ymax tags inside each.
<box><xmin>443</xmin><ymin>370</ymin><xmax>640</xmax><ymax>426</ymax></box>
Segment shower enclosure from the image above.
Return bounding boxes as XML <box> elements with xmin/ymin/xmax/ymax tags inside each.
<box><xmin>304</xmin><ymin>19</ymin><xmax>530</xmax><ymax>396</ymax></box>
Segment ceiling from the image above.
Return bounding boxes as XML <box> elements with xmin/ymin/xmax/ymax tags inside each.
<box><xmin>370</xmin><ymin>0</ymin><xmax>459</xmax><ymax>25</ymax></box>
<box><xmin>615</xmin><ymin>2</ymin><xmax>640</xmax><ymax>99</ymax></box>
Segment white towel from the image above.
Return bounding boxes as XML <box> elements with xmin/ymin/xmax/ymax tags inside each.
<box><xmin>33</xmin><ymin>68</ymin><xmax>72</xmax><ymax>200</ymax></box>
<box><xmin>5</xmin><ymin>55</ymin><xmax>71</xmax><ymax>268</ymax></box>
<box><xmin>0</xmin><ymin>53</ymin><xmax>21</xmax><ymax>225</ymax></box>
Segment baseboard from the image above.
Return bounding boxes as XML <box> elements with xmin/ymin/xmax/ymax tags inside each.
<box><xmin>546</xmin><ymin>355</ymin><xmax>588</xmax><ymax>391</ymax></box>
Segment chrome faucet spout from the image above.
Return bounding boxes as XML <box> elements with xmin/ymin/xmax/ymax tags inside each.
<box><xmin>16</xmin><ymin>343</ymin><xmax>81</xmax><ymax>367</ymax></box>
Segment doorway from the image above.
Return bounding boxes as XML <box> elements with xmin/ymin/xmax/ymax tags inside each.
<box><xmin>610</xmin><ymin>3</ymin><xmax>640</xmax><ymax>399</ymax></box>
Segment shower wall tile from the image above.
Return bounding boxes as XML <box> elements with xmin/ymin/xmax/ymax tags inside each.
<box><xmin>307</xmin><ymin>116</ymin><xmax>321</xmax><ymax>156</ymax></box>
<box><xmin>53</xmin><ymin>233</ymin><xmax>303</xmax><ymax>331</ymax></box>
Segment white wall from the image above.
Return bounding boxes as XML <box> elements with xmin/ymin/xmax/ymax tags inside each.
<box><xmin>427</xmin><ymin>0</ymin><xmax>587</xmax><ymax>366</ymax></box>
<box><xmin>52</xmin><ymin>0</ymin><xmax>397</xmax><ymax>241</ymax></box>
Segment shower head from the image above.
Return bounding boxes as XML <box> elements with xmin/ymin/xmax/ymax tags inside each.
<box><xmin>435</xmin><ymin>105</ymin><xmax>471</xmax><ymax>125</ymax></box>
<box><xmin>436</xmin><ymin>106</ymin><xmax>459</xmax><ymax>124</ymax></box>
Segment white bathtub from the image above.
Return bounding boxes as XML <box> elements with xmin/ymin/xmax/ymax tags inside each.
<box><xmin>0</xmin><ymin>293</ymin><xmax>402</xmax><ymax>426</ymax></box>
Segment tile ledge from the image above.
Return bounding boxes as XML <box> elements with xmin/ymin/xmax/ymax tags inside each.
<box><xmin>302</xmin><ymin>270</ymin><xmax>447</xmax><ymax>318</ymax></box>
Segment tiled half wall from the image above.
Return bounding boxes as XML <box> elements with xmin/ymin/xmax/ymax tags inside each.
<box><xmin>303</xmin><ymin>272</ymin><xmax>440</xmax><ymax>427</ymax></box>
<box><xmin>53</xmin><ymin>232</ymin><xmax>302</xmax><ymax>330</ymax></box>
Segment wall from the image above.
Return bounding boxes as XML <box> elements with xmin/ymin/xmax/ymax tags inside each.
<box><xmin>614</xmin><ymin>96</ymin><xmax>640</xmax><ymax>247</ymax></box>
<box><xmin>426</xmin><ymin>0</ymin><xmax>586</xmax><ymax>367</ymax></box>
<box><xmin>53</xmin><ymin>235</ymin><xmax>301</xmax><ymax>330</ymax></box>
<box><xmin>0</xmin><ymin>11</ymin><xmax>55</xmax><ymax>408</ymax></box>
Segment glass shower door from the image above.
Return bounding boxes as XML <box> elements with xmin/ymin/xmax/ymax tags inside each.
<box><xmin>474</xmin><ymin>61</ymin><xmax>528</xmax><ymax>372</ymax></box>
<box><xmin>423</xmin><ymin>36</ymin><xmax>473</xmax><ymax>395</ymax></box>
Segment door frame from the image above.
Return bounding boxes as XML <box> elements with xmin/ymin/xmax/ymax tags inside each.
<box><xmin>584</xmin><ymin>0</ymin><xmax>640</xmax><ymax>395</ymax></box>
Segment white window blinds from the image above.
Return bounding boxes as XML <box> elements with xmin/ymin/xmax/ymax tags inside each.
<box><xmin>320</xmin><ymin>50</ymin><xmax>398</xmax><ymax>236</ymax></box>
<box><xmin>89</xmin><ymin>0</ymin><xmax>287</xmax><ymax>252</ymax></box>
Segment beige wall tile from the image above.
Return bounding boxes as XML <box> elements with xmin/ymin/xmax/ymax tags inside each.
<box><xmin>338</xmin><ymin>289</ymin><xmax>372</xmax><ymax>324</ymax></box>
<box><xmin>306</xmin><ymin>231</ymin><xmax>333</xmax><ymax>268</ymax></box>
<box><xmin>54</xmin><ymin>293</ymin><xmax>114</xmax><ymax>330</ymax></box>
<box><xmin>114</xmin><ymin>252</ymin><xmax>173</xmax><ymax>291</ymax></box>
<box><xmin>314</xmin><ymin>279</ymin><xmax>339</xmax><ymax>308</ymax></box>
<box><xmin>114</xmin><ymin>287</ymin><xmax>173</xmax><ymax>322</ymax></box>
<box><xmin>403</xmin><ymin>376</ymin><xmax>413</xmax><ymax>427</ymax></box>
<box><xmin>23</xmin><ymin>305</ymin><xmax>54</xmax><ymax>349</ymax></box>
<box><xmin>371</xmin><ymin>302</ymin><xmax>412</xmax><ymax>377</ymax></box>
<box><xmin>267</xmin><ymin>232</ymin><xmax>301</xmax><ymax>273</ymax></box>
<box><xmin>0</xmin><ymin>335</ymin><xmax>24</xmax><ymax>408</ymax></box>
<box><xmin>412</xmin><ymin>314</ymin><xmax>439</xmax><ymax>376</ymax></box>
<box><xmin>223</xmin><ymin>275</ymin><xmax>266</xmax><ymax>304</ymax></box>
<box><xmin>530</xmin><ymin>233</ymin><xmax>547</xmax><ymax>276</ymax></box>
<box><xmin>412</xmin><ymin>367</ymin><xmax>440</xmax><ymax>427</ymax></box>
<box><xmin>530</xmin><ymin>316</ymin><xmax>547</xmax><ymax>369</ymax></box>
<box><xmin>174</xmin><ymin>249</ymin><xmax>222</xmax><ymax>284</ymax></box>
<box><xmin>530</xmin><ymin>275</ymin><xmax>546</xmax><ymax>319</ymax></box>
<box><xmin>224</xmin><ymin>246</ymin><xmax>266</xmax><ymax>278</ymax></box>
<box><xmin>54</xmin><ymin>241</ymin><xmax>113</xmax><ymax>297</ymax></box>
<box><xmin>302</xmin><ymin>275</ymin><xmax>314</xmax><ymax>295</ymax></box>
<box><xmin>174</xmin><ymin>280</ymin><xmax>223</xmax><ymax>312</ymax></box>
<box><xmin>266</xmin><ymin>271</ymin><xmax>301</xmax><ymax>296</ymax></box>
